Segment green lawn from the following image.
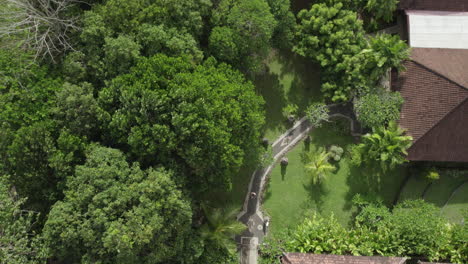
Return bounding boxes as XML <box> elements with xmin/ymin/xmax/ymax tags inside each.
<box><xmin>399</xmin><ymin>170</ymin><xmax>468</xmax><ymax>223</ymax></box>
<box><xmin>263</xmin><ymin>123</ymin><xmax>408</xmax><ymax>235</ymax></box>
<box><xmin>442</xmin><ymin>183</ymin><xmax>468</xmax><ymax>224</ymax></box>
<box><xmin>398</xmin><ymin>173</ymin><xmax>429</xmax><ymax>201</ymax></box>
<box><xmin>254</xmin><ymin>49</ymin><xmax>321</xmax><ymax>141</ymax></box>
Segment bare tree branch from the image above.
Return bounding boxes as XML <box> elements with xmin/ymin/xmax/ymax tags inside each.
<box><xmin>0</xmin><ymin>0</ymin><xmax>81</xmax><ymax>62</ymax></box>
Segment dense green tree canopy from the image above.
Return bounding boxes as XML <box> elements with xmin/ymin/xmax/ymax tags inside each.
<box><xmin>210</xmin><ymin>0</ymin><xmax>277</xmax><ymax>73</ymax></box>
<box><xmin>266</xmin><ymin>0</ymin><xmax>296</xmax><ymax>49</ymax></box>
<box><xmin>294</xmin><ymin>2</ymin><xmax>367</xmax><ymax>101</ymax></box>
<box><xmin>79</xmin><ymin>0</ymin><xmax>210</xmax><ymax>83</ymax></box>
<box><xmin>43</xmin><ymin>146</ymin><xmax>194</xmax><ymax>264</ymax></box>
<box><xmin>0</xmin><ymin>175</ymin><xmax>44</xmax><ymax>264</ymax></box>
<box><xmin>98</xmin><ymin>54</ymin><xmax>265</xmax><ymax>191</ymax></box>
<box><xmin>294</xmin><ymin>2</ymin><xmax>409</xmax><ymax>102</ymax></box>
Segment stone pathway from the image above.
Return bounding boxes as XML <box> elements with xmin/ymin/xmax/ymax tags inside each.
<box><xmin>236</xmin><ymin>103</ymin><xmax>361</xmax><ymax>264</ymax></box>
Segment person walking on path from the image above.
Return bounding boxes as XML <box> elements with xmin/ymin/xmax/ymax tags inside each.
<box><xmin>250</xmin><ymin>192</ymin><xmax>257</xmax><ymax>199</ymax></box>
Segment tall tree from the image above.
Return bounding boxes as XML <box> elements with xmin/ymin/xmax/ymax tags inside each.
<box><xmin>210</xmin><ymin>0</ymin><xmax>277</xmax><ymax>73</ymax></box>
<box><xmin>266</xmin><ymin>0</ymin><xmax>296</xmax><ymax>49</ymax></box>
<box><xmin>78</xmin><ymin>0</ymin><xmax>209</xmax><ymax>83</ymax></box>
<box><xmin>98</xmin><ymin>55</ymin><xmax>265</xmax><ymax>191</ymax></box>
<box><xmin>42</xmin><ymin>146</ymin><xmax>194</xmax><ymax>264</ymax></box>
<box><xmin>294</xmin><ymin>2</ymin><xmax>367</xmax><ymax>101</ymax></box>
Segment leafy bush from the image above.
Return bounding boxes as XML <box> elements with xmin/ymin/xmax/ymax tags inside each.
<box><xmin>350</xmin><ymin>121</ymin><xmax>412</xmax><ymax>171</ymax></box>
<box><xmin>426</xmin><ymin>168</ymin><xmax>440</xmax><ymax>182</ymax></box>
<box><xmin>328</xmin><ymin>145</ymin><xmax>344</xmax><ymax>161</ymax></box>
<box><xmin>282</xmin><ymin>104</ymin><xmax>299</xmax><ymax>120</ymax></box>
<box><xmin>354</xmin><ymin>90</ymin><xmax>404</xmax><ymax>129</ymax></box>
<box><xmin>284</xmin><ymin>200</ymin><xmax>467</xmax><ymax>263</ymax></box>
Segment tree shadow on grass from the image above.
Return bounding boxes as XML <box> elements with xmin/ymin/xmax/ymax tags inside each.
<box><xmin>302</xmin><ymin>177</ymin><xmax>329</xmax><ymax>213</ymax></box>
<box><xmin>253</xmin><ymin>68</ymin><xmax>287</xmax><ymax>136</ymax></box>
<box><xmin>344</xmin><ymin>162</ymin><xmax>409</xmax><ymax>212</ymax></box>
<box><xmin>274</xmin><ymin>50</ymin><xmax>322</xmax><ymax>110</ymax></box>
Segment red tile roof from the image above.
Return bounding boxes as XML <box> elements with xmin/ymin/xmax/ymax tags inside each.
<box><xmin>392</xmin><ymin>48</ymin><xmax>468</xmax><ymax>162</ymax></box>
<box><xmin>281</xmin><ymin>253</ymin><xmax>408</xmax><ymax>264</ymax></box>
<box><xmin>399</xmin><ymin>0</ymin><xmax>468</xmax><ymax>11</ymax></box>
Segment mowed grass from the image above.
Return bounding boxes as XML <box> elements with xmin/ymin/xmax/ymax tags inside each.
<box><xmin>399</xmin><ymin>170</ymin><xmax>468</xmax><ymax>223</ymax></box>
<box><xmin>442</xmin><ymin>183</ymin><xmax>468</xmax><ymax>224</ymax></box>
<box><xmin>263</xmin><ymin>123</ymin><xmax>408</xmax><ymax>235</ymax></box>
<box><xmin>254</xmin><ymin>50</ymin><xmax>321</xmax><ymax>141</ymax></box>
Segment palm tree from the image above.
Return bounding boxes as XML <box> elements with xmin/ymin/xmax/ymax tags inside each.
<box><xmin>356</xmin><ymin>121</ymin><xmax>413</xmax><ymax>171</ymax></box>
<box><xmin>303</xmin><ymin>148</ymin><xmax>336</xmax><ymax>184</ymax></box>
<box><xmin>200</xmin><ymin>206</ymin><xmax>246</xmax><ymax>253</ymax></box>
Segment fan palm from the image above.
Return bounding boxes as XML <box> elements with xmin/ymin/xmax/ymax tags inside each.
<box><xmin>303</xmin><ymin>148</ymin><xmax>336</xmax><ymax>184</ymax></box>
<box><xmin>200</xmin><ymin>206</ymin><xmax>246</xmax><ymax>253</ymax></box>
<box><xmin>357</xmin><ymin>121</ymin><xmax>412</xmax><ymax>171</ymax></box>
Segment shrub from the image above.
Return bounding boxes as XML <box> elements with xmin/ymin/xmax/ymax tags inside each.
<box><xmin>426</xmin><ymin>168</ymin><xmax>440</xmax><ymax>182</ymax></box>
<box><xmin>284</xmin><ymin>200</ymin><xmax>467</xmax><ymax>263</ymax></box>
<box><xmin>354</xmin><ymin>90</ymin><xmax>404</xmax><ymax>129</ymax></box>
<box><xmin>282</xmin><ymin>104</ymin><xmax>299</xmax><ymax>120</ymax></box>
<box><xmin>328</xmin><ymin>145</ymin><xmax>344</xmax><ymax>161</ymax></box>
<box><xmin>350</xmin><ymin>121</ymin><xmax>412</xmax><ymax>171</ymax></box>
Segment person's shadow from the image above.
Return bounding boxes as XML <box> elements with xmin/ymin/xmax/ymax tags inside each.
<box><xmin>281</xmin><ymin>164</ymin><xmax>287</xmax><ymax>180</ymax></box>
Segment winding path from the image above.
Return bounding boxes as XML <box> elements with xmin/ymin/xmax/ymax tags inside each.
<box><xmin>237</xmin><ymin>103</ymin><xmax>361</xmax><ymax>264</ymax></box>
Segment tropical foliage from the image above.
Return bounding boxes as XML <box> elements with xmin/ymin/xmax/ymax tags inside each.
<box><xmin>262</xmin><ymin>200</ymin><xmax>467</xmax><ymax>263</ymax></box>
<box><xmin>0</xmin><ymin>0</ymin><xmax>456</xmax><ymax>262</ymax></box>
<box><xmin>282</xmin><ymin>103</ymin><xmax>299</xmax><ymax>121</ymax></box>
<box><xmin>365</xmin><ymin>34</ymin><xmax>411</xmax><ymax>81</ymax></box>
<box><xmin>328</xmin><ymin>145</ymin><xmax>344</xmax><ymax>161</ymax></box>
<box><xmin>302</xmin><ymin>148</ymin><xmax>336</xmax><ymax>184</ymax></box>
<box><xmin>350</xmin><ymin>121</ymin><xmax>413</xmax><ymax>171</ymax></box>
<box><xmin>200</xmin><ymin>206</ymin><xmax>246</xmax><ymax>254</ymax></box>
<box><xmin>294</xmin><ymin>2</ymin><xmax>409</xmax><ymax>102</ymax></box>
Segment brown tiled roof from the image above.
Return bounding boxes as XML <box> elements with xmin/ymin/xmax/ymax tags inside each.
<box><xmin>407</xmin><ymin>99</ymin><xmax>468</xmax><ymax>162</ymax></box>
<box><xmin>392</xmin><ymin>48</ymin><xmax>468</xmax><ymax>162</ymax></box>
<box><xmin>281</xmin><ymin>253</ymin><xmax>407</xmax><ymax>264</ymax></box>
<box><xmin>399</xmin><ymin>0</ymin><xmax>468</xmax><ymax>11</ymax></box>
<box><xmin>411</xmin><ymin>48</ymin><xmax>468</xmax><ymax>89</ymax></box>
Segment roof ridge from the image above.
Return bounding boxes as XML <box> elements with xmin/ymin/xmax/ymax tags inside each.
<box><xmin>410</xmin><ymin>59</ymin><xmax>468</xmax><ymax>91</ymax></box>
<box><xmin>409</xmin><ymin>97</ymin><xmax>468</xmax><ymax>148</ymax></box>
